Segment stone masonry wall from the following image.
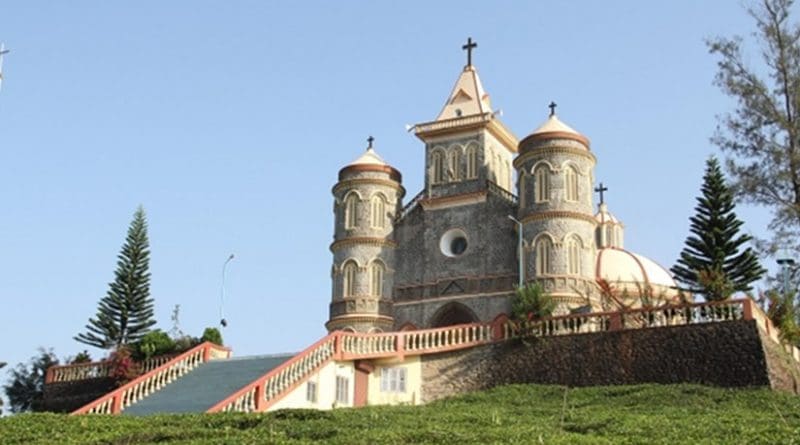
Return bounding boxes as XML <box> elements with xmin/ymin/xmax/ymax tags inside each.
<box><xmin>42</xmin><ymin>377</ymin><xmax>116</xmax><ymax>413</ymax></box>
<box><xmin>421</xmin><ymin>320</ymin><xmax>796</xmax><ymax>403</ymax></box>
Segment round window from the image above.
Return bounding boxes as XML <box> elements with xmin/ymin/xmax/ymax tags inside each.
<box><xmin>440</xmin><ymin>229</ymin><xmax>468</xmax><ymax>257</ymax></box>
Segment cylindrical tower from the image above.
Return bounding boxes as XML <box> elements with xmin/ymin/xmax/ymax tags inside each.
<box><xmin>326</xmin><ymin>139</ymin><xmax>404</xmax><ymax>332</ymax></box>
<box><xmin>513</xmin><ymin>109</ymin><xmax>599</xmax><ymax>311</ymax></box>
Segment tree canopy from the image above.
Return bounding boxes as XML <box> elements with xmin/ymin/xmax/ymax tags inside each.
<box><xmin>671</xmin><ymin>157</ymin><xmax>765</xmax><ymax>300</ymax></box>
<box><xmin>3</xmin><ymin>349</ymin><xmax>58</xmax><ymax>413</ymax></box>
<box><xmin>708</xmin><ymin>0</ymin><xmax>800</xmax><ymax>255</ymax></box>
<box><xmin>75</xmin><ymin>206</ymin><xmax>156</xmax><ymax>349</ymax></box>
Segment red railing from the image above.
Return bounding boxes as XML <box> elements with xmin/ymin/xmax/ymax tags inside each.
<box><xmin>71</xmin><ymin>342</ymin><xmax>230</xmax><ymax>415</ymax></box>
<box><xmin>46</xmin><ymin>353</ymin><xmax>180</xmax><ymax>384</ymax></box>
<box><xmin>72</xmin><ymin>298</ymin><xmax>800</xmax><ymax>415</ymax></box>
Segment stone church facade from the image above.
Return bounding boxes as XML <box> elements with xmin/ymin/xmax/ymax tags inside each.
<box><xmin>326</xmin><ymin>42</ymin><xmax>677</xmax><ymax>333</ymax></box>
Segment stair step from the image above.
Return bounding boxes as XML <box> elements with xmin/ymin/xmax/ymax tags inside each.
<box><xmin>122</xmin><ymin>353</ymin><xmax>293</xmax><ymax>415</ymax></box>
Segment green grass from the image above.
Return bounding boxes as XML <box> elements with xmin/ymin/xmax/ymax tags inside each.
<box><xmin>2</xmin><ymin>384</ymin><xmax>799</xmax><ymax>444</ymax></box>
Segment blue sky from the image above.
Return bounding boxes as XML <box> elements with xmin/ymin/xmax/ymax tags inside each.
<box><xmin>0</xmin><ymin>1</ymin><xmax>785</xmax><ymax>387</ymax></box>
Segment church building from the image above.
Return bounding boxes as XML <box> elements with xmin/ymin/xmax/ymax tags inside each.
<box><xmin>326</xmin><ymin>39</ymin><xmax>679</xmax><ymax>334</ymax></box>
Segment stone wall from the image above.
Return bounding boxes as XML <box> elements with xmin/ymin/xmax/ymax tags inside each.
<box><xmin>421</xmin><ymin>320</ymin><xmax>799</xmax><ymax>403</ymax></box>
<box><xmin>42</xmin><ymin>377</ymin><xmax>116</xmax><ymax>413</ymax></box>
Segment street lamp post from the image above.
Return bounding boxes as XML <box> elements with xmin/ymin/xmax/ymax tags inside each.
<box><xmin>220</xmin><ymin>254</ymin><xmax>235</xmax><ymax>328</ymax></box>
<box><xmin>508</xmin><ymin>215</ymin><xmax>524</xmax><ymax>288</ymax></box>
<box><xmin>777</xmin><ymin>252</ymin><xmax>796</xmax><ymax>297</ymax></box>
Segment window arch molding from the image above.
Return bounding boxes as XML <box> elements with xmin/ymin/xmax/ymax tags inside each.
<box><xmin>341</xmin><ymin>259</ymin><xmax>360</xmax><ymax>298</ymax></box>
<box><xmin>564</xmin><ymin>165</ymin><xmax>579</xmax><ymax>202</ymax></box>
<box><xmin>532</xmin><ymin>234</ymin><xmax>555</xmax><ymax>276</ymax></box>
<box><xmin>431</xmin><ymin>148</ymin><xmax>447</xmax><ymax>184</ymax></box>
<box><xmin>465</xmin><ymin>143</ymin><xmax>479</xmax><ymax>179</ymax></box>
<box><xmin>564</xmin><ymin>234</ymin><xmax>583</xmax><ymax>275</ymax></box>
<box><xmin>343</xmin><ymin>191</ymin><xmax>363</xmax><ymax>229</ymax></box>
<box><xmin>369</xmin><ymin>193</ymin><xmax>388</xmax><ymax>229</ymax></box>
<box><xmin>531</xmin><ymin>162</ymin><xmax>554</xmax><ymax>203</ymax></box>
<box><xmin>446</xmin><ymin>147</ymin><xmax>461</xmax><ymax>182</ymax></box>
<box><xmin>368</xmin><ymin>259</ymin><xmax>386</xmax><ymax>298</ymax></box>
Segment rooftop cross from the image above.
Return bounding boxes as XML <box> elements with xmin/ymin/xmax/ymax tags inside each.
<box><xmin>367</xmin><ymin>135</ymin><xmax>374</xmax><ymax>149</ymax></box>
<box><xmin>548</xmin><ymin>101</ymin><xmax>557</xmax><ymax>117</ymax></box>
<box><xmin>595</xmin><ymin>182</ymin><xmax>608</xmax><ymax>205</ymax></box>
<box><xmin>462</xmin><ymin>37</ymin><xmax>477</xmax><ymax>67</ymax></box>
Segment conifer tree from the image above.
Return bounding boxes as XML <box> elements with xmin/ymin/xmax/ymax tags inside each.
<box><xmin>671</xmin><ymin>157</ymin><xmax>766</xmax><ymax>300</ymax></box>
<box><xmin>75</xmin><ymin>206</ymin><xmax>156</xmax><ymax>349</ymax></box>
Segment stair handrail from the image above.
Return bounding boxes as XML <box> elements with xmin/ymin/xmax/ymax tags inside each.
<box><xmin>46</xmin><ymin>353</ymin><xmax>182</xmax><ymax>384</ymax></box>
<box><xmin>207</xmin><ymin>333</ymin><xmax>338</xmax><ymax>413</ymax></box>
<box><xmin>71</xmin><ymin>342</ymin><xmax>230</xmax><ymax>415</ymax></box>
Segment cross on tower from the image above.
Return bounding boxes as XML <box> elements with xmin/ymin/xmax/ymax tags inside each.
<box><xmin>548</xmin><ymin>101</ymin><xmax>557</xmax><ymax>117</ymax></box>
<box><xmin>367</xmin><ymin>135</ymin><xmax>374</xmax><ymax>149</ymax></box>
<box><xmin>594</xmin><ymin>182</ymin><xmax>608</xmax><ymax>205</ymax></box>
<box><xmin>462</xmin><ymin>37</ymin><xmax>477</xmax><ymax>67</ymax></box>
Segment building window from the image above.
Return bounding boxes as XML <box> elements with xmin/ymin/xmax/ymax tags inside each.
<box><xmin>306</xmin><ymin>381</ymin><xmax>317</xmax><ymax>403</ymax></box>
<box><xmin>344</xmin><ymin>194</ymin><xmax>359</xmax><ymax>229</ymax></box>
<box><xmin>567</xmin><ymin>237</ymin><xmax>580</xmax><ymax>275</ymax></box>
<box><xmin>534</xmin><ymin>166</ymin><xmax>550</xmax><ymax>203</ymax></box>
<box><xmin>447</xmin><ymin>150</ymin><xmax>460</xmax><ymax>182</ymax></box>
<box><xmin>535</xmin><ymin>237</ymin><xmax>552</xmax><ymax>276</ymax></box>
<box><xmin>380</xmin><ymin>367</ymin><xmax>407</xmax><ymax>393</ymax></box>
<box><xmin>565</xmin><ymin>166</ymin><xmax>578</xmax><ymax>202</ymax></box>
<box><xmin>369</xmin><ymin>261</ymin><xmax>384</xmax><ymax>297</ymax></box>
<box><xmin>335</xmin><ymin>376</ymin><xmax>349</xmax><ymax>405</ymax></box>
<box><xmin>342</xmin><ymin>261</ymin><xmax>357</xmax><ymax>297</ymax></box>
<box><xmin>370</xmin><ymin>195</ymin><xmax>386</xmax><ymax>229</ymax></box>
<box><xmin>432</xmin><ymin>151</ymin><xmax>445</xmax><ymax>184</ymax></box>
<box><xmin>466</xmin><ymin>145</ymin><xmax>478</xmax><ymax>179</ymax></box>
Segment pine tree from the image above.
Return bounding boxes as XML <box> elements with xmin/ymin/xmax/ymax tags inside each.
<box><xmin>671</xmin><ymin>157</ymin><xmax>766</xmax><ymax>300</ymax></box>
<box><xmin>75</xmin><ymin>206</ymin><xmax>156</xmax><ymax>349</ymax></box>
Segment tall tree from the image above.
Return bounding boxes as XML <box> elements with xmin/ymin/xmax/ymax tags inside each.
<box><xmin>3</xmin><ymin>349</ymin><xmax>58</xmax><ymax>413</ymax></box>
<box><xmin>0</xmin><ymin>361</ymin><xmax>5</xmax><ymax>415</ymax></box>
<box><xmin>75</xmin><ymin>206</ymin><xmax>156</xmax><ymax>349</ymax></box>
<box><xmin>672</xmin><ymin>157</ymin><xmax>766</xmax><ymax>300</ymax></box>
<box><xmin>708</xmin><ymin>0</ymin><xmax>800</xmax><ymax>255</ymax></box>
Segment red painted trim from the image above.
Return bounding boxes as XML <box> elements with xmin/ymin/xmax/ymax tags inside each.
<box><xmin>206</xmin><ymin>332</ymin><xmax>340</xmax><ymax>413</ymax></box>
<box><xmin>70</xmin><ymin>342</ymin><xmax>230</xmax><ymax>415</ymax></box>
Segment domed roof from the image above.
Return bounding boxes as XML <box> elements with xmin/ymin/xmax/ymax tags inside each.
<box><xmin>595</xmin><ymin>203</ymin><xmax>621</xmax><ymax>225</ymax></box>
<box><xmin>531</xmin><ymin>114</ymin><xmax>581</xmax><ymax>136</ymax></box>
<box><xmin>596</xmin><ymin>247</ymin><xmax>676</xmax><ymax>291</ymax></box>
<box><xmin>348</xmin><ymin>147</ymin><xmax>388</xmax><ymax>166</ymax></box>
<box><xmin>520</xmin><ymin>110</ymin><xmax>590</xmax><ymax>149</ymax></box>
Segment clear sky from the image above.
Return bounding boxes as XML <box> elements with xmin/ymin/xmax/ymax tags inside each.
<box><xmin>0</xmin><ymin>1</ymin><xmax>787</xmax><ymax>389</ymax></box>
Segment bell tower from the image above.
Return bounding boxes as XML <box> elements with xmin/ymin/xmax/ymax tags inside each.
<box><xmin>327</xmin><ymin>138</ymin><xmax>404</xmax><ymax>332</ymax></box>
<box><xmin>513</xmin><ymin>106</ymin><xmax>599</xmax><ymax>310</ymax></box>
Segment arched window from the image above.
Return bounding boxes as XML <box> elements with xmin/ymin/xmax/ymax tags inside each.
<box><xmin>369</xmin><ymin>261</ymin><xmax>385</xmax><ymax>297</ymax></box>
<box><xmin>496</xmin><ymin>154</ymin><xmax>504</xmax><ymax>187</ymax></box>
<box><xmin>432</xmin><ymin>151</ymin><xmax>445</xmax><ymax>184</ymax></box>
<box><xmin>535</xmin><ymin>237</ymin><xmax>552</xmax><ymax>276</ymax></box>
<box><xmin>565</xmin><ymin>166</ymin><xmax>579</xmax><ymax>202</ymax></box>
<box><xmin>342</xmin><ymin>261</ymin><xmax>357</xmax><ymax>297</ymax></box>
<box><xmin>344</xmin><ymin>194</ymin><xmax>359</xmax><ymax>229</ymax></box>
<box><xmin>447</xmin><ymin>150</ymin><xmax>460</xmax><ymax>182</ymax></box>
<box><xmin>370</xmin><ymin>195</ymin><xmax>386</xmax><ymax>229</ymax></box>
<box><xmin>466</xmin><ymin>145</ymin><xmax>478</xmax><ymax>179</ymax></box>
<box><xmin>534</xmin><ymin>166</ymin><xmax>550</xmax><ymax>203</ymax></box>
<box><xmin>566</xmin><ymin>236</ymin><xmax>580</xmax><ymax>275</ymax></box>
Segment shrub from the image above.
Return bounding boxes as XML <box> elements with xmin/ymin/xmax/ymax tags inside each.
<box><xmin>108</xmin><ymin>347</ymin><xmax>139</xmax><ymax>385</ymax></box>
<box><xmin>135</xmin><ymin>330</ymin><xmax>176</xmax><ymax>360</ymax></box>
<box><xmin>511</xmin><ymin>283</ymin><xmax>555</xmax><ymax>321</ymax></box>
<box><xmin>201</xmin><ymin>327</ymin><xmax>223</xmax><ymax>346</ymax></box>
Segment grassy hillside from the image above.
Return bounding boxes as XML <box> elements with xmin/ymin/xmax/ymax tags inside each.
<box><xmin>1</xmin><ymin>384</ymin><xmax>799</xmax><ymax>444</ymax></box>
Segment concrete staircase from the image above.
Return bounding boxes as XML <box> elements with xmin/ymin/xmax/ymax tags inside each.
<box><xmin>122</xmin><ymin>354</ymin><xmax>292</xmax><ymax>415</ymax></box>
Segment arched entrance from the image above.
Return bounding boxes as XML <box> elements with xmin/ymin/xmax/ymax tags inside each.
<box><xmin>429</xmin><ymin>302</ymin><xmax>478</xmax><ymax>327</ymax></box>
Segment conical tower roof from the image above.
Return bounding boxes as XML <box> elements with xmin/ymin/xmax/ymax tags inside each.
<box><xmin>435</xmin><ymin>65</ymin><xmax>492</xmax><ymax>121</ymax></box>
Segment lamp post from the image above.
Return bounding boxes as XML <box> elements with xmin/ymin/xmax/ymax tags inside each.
<box><xmin>508</xmin><ymin>215</ymin><xmax>524</xmax><ymax>288</ymax></box>
<box><xmin>220</xmin><ymin>254</ymin><xmax>235</xmax><ymax>328</ymax></box>
<box><xmin>776</xmin><ymin>251</ymin><xmax>795</xmax><ymax>297</ymax></box>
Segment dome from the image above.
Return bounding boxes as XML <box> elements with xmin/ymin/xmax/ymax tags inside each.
<box><xmin>594</xmin><ymin>203</ymin><xmax>620</xmax><ymax>225</ymax></box>
<box><xmin>348</xmin><ymin>147</ymin><xmax>388</xmax><ymax>166</ymax></box>
<box><xmin>520</xmin><ymin>112</ymin><xmax>590</xmax><ymax>149</ymax></box>
<box><xmin>595</xmin><ymin>247</ymin><xmax>679</xmax><ymax>301</ymax></box>
<box><xmin>338</xmin><ymin>140</ymin><xmax>402</xmax><ymax>183</ymax></box>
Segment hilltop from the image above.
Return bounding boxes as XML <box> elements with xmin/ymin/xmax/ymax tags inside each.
<box><xmin>2</xmin><ymin>384</ymin><xmax>799</xmax><ymax>444</ymax></box>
